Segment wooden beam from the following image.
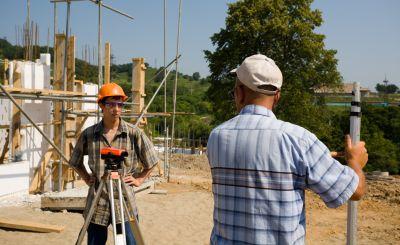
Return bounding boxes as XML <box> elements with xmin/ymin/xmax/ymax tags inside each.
<box><xmin>29</xmin><ymin>149</ymin><xmax>54</xmax><ymax>194</ymax></box>
<box><xmin>131</xmin><ymin>58</ymin><xmax>147</xmax><ymax>126</ymax></box>
<box><xmin>11</xmin><ymin>61</ymin><xmax>21</xmax><ymax>157</ymax></box>
<box><xmin>0</xmin><ymin>129</ymin><xmax>9</xmax><ymax>163</ymax></box>
<box><xmin>53</xmin><ymin>34</ymin><xmax>65</xmax><ymax>190</ymax></box>
<box><xmin>104</xmin><ymin>42</ymin><xmax>111</xmax><ymax>84</ymax></box>
<box><xmin>65</xmin><ymin>36</ymin><xmax>77</xmax><ymax>183</ymax></box>
<box><xmin>3</xmin><ymin>59</ymin><xmax>9</xmax><ymax>85</ymax></box>
<box><xmin>67</xmin><ymin>36</ymin><xmax>76</xmax><ymax>109</ymax></box>
<box><xmin>0</xmin><ymin>218</ymin><xmax>65</xmax><ymax>233</ymax></box>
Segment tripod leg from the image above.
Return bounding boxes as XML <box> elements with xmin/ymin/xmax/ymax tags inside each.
<box><xmin>117</xmin><ymin>177</ymin><xmax>127</xmax><ymax>245</ymax></box>
<box><xmin>108</xmin><ymin>177</ymin><xmax>118</xmax><ymax>244</ymax></box>
<box><xmin>120</xmin><ymin>178</ymin><xmax>146</xmax><ymax>245</ymax></box>
<box><xmin>75</xmin><ymin>179</ymin><xmax>106</xmax><ymax>245</ymax></box>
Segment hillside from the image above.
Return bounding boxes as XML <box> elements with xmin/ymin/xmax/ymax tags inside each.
<box><xmin>0</xmin><ymin>38</ymin><xmax>213</xmax><ymax>143</ymax></box>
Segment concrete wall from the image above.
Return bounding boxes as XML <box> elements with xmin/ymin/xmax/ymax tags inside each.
<box><xmin>0</xmin><ymin>55</ymin><xmax>51</xmax><ymax>195</ymax></box>
<box><xmin>0</xmin><ymin>161</ymin><xmax>29</xmax><ymax>196</ymax></box>
<box><xmin>0</xmin><ymin>68</ymin><xmax>98</xmax><ymax>195</ymax></box>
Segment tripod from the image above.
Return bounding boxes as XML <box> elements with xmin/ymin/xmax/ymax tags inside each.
<box><xmin>75</xmin><ymin>152</ymin><xmax>145</xmax><ymax>245</ymax></box>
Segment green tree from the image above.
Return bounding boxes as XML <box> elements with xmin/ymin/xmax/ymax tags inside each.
<box><xmin>375</xmin><ymin>83</ymin><xmax>399</xmax><ymax>94</ymax></box>
<box><xmin>204</xmin><ymin>0</ymin><xmax>341</xmax><ymax>137</ymax></box>
<box><xmin>192</xmin><ymin>72</ymin><xmax>200</xmax><ymax>81</ymax></box>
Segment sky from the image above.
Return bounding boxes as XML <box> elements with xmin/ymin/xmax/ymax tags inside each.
<box><xmin>0</xmin><ymin>0</ymin><xmax>399</xmax><ymax>90</ymax></box>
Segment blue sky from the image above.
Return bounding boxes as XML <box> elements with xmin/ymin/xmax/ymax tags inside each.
<box><xmin>0</xmin><ymin>0</ymin><xmax>399</xmax><ymax>90</ymax></box>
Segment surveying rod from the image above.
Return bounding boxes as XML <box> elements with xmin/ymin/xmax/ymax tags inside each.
<box><xmin>347</xmin><ymin>82</ymin><xmax>361</xmax><ymax>245</ymax></box>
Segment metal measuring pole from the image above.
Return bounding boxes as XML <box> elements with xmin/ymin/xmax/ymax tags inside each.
<box><xmin>347</xmin><ymin>82</ymin><xmax>361</xmax><ymax>245</ymax></box>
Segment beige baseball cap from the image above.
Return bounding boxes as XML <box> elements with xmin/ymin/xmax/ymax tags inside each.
<box><xmin>230</xmin><ymin>54</ymin><xmax>283</xmax><ymax>95</ymax></box>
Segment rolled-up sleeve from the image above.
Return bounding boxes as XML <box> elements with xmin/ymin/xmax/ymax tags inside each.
<box><xmin>302</xmin><ymin>132</ymin><xmax>359</xmax><ymax>208</ymax></box>
<box><xmin>69</xmin><ymin>130</ymin><xmax>87</xmax><ymax>168</ymax></box>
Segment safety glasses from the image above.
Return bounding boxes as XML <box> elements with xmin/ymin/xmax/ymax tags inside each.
<box><xmin>103</xmin><ymin>101</ymin><xmax>124</xmax><ymax>108</ymax></box>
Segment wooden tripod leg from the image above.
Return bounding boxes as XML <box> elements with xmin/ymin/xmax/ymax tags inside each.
<box><xmin>120</xmin><ymin>178</ymin><xmax>146</xmax><ymax>245</ymax></box>
<box><xmin>75</xmin><ymin>178</ymin><xmax>106</xmax><ymax>245</ymax></box>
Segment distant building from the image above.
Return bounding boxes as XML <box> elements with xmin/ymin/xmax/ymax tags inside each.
<box><xmin>314</xmin><ymin>82</ymin><xmax>371</xmax><ymax>97</ymax></box>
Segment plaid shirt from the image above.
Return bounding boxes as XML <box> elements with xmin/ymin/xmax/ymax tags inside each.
<box><xmin>207</xmin><ymin>105</ymin><xmax>358</xmax><ymax>244</ymax></box>
<box><xmin>69</xmin><ymin>119</ymin><xmax>159</xmax><ymax>226</ymax></box>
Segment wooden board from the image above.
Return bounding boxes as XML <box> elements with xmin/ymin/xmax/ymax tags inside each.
<box><xmin>104</xmin><ymin>42</ymin><xmax>111</xmax><ymax>84</ymax></box>
<box><xmin>0</xmin><ymin>218</ymin><xmax>65</xmax><ymax>233</ymax></box>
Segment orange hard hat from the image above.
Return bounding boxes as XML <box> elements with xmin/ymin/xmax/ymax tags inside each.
<box><xmin>97</xmin><ymin>82</ymin><xmax>128</xmax><ymax>103</ymax></box>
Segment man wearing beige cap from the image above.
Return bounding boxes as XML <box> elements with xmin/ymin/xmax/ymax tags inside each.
<box><xmin>206</xmin><ymin>54</ymin><xmax>368</xmax><ymax>244</ymax></box>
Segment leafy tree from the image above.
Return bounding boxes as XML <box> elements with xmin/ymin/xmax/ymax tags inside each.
<box><xmin>204</xmin><ymin>0</ymin><xmax>341</xmax><ymax>137</ymax></box>
<box><xmin>375</xmin><ymin>83</ymin><xmax>399</xmax><ymax>94</ymax></box>
<box><xmin>192</xmin><ymin>72</ymin><xmax>200</xmax><ymax>81</ymax></box>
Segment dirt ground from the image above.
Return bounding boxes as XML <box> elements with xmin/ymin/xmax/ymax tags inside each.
<box><xmin>0</xmin><ymin>154</ymin><xmax>399</xmax><ymax>245</ymax></box>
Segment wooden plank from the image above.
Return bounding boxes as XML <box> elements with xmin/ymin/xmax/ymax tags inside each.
<box><xmin>67</xmin><ymin>36</ymin><xmax>76</xmax><ymax>110</ymax></box>
<box><xmin>0</xmin><ymin>218</ymin><xmax>65</xmax><ymax>233</ymax></box>
<box><xmin>150</xmin><ymin>189</ymin><xmax>168</xmax><ymax>195</ymax></box>
<box><xmin>29</xmin><ymin>149</ymin><xmax>54</xmax><ymax>194</ymax></box>
<box><xmin>104</xmin><ymin>42</ymin><xmax>111</xmax><ymax>84</ymax></box>
<box><xmin>134</xmin><ymin>180</ymin><xmax>155</xmax><ymax>197</ymax></box>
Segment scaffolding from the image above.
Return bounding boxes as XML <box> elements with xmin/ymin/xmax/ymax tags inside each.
<box><xmin>0</xmin><ymin>0</ymin><xmax>185</xmax><ymax>194</ymax></box>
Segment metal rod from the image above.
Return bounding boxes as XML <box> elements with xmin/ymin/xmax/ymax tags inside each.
<box><xmin>347</xmin><ymin>82</ymin><xmax>361</xmax><ymax>245</ymax></box>
<box><xmin>170</xmin><ymin>0</ymin><xmax>182</xmax><ymax>158</ymax></box>
<box><xmin>134</xmin><ymin>62</ymin><xmax>176</xmax><ymax>127</ymax></box>
<box><xmin>54</xmin><ymin>1</ymin><xmax>57</xmax><ymax>79</ymax></box>
<box><xmin>88</xmin><ymin>0</ymin><xmax>134</xmax><ymax>20</ymax></box>
<box><xmin>7</xmin><ymin>62</ymin><xmax>14</xmax><ymax>162</ymax></box>
<box><xmin>0</xmin><ymin>93</ymin><xmax>138</xmax><ymax>104</ymax></box>
<box><xmin>163</xmin><ymin>0</ymin><xmax>168</xmax><ymax>181</ymax></box>
<box><xmin>0</xmin><ymin>84</ymin><xmax>69</xmax><ymax>163</ymax></box>
<box><xmin>97</xmin><ymin>0</ymin><xmax>102</xmax><ymax>125</ymax></box>
<box><xmin>166</xmin><ymin>126</ymin><xmax>169</xmax><ymax>181</ymax></box>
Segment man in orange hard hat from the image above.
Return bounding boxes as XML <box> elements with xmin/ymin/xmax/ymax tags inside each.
<box><xmin>69</xmin><ymin>82</ymin><xmax>159</xmax><ymax>245</ymax></box>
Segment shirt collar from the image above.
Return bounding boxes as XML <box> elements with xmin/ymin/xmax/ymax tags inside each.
<box><xmin>239</xmin><ymin>104</ymin><xmax>276</xmax><ymax>119</ymax></box>
<box><xmin>94</xmin><ymin>118</ymin><xmax>128</xmax><ymax>136</ymax></box>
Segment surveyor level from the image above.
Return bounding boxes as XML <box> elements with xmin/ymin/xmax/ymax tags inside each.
<box><xmin>75</xmin><ymin>147</ymin><xmax>145</xmax><ymax>245</ymax></box>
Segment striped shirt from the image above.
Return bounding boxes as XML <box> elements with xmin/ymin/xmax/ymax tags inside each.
<box><xmin>69</xmin><ymin>119</ymin><xmax>159</xmax><ymax>226</ymax></box>
<box><xmin>207</xmin><ymin>104</ymin><xmax>358</xmax><ymax>244</ymax></box>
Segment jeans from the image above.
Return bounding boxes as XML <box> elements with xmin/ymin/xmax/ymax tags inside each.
<box><xmin>87</xmin><ymin>221</ymin><xmax>136</xmax><ymax>245</ymax></box>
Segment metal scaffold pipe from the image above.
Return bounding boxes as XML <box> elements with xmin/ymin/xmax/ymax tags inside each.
<box><xmin>0</xmin><ymin>84</ymin><xmax>69</xmax><ymax>163</ymax></box>
<box><xmin>170</xmin><ymin>0</ymin><xmax>183</xmax><ymax>181</ymax></box>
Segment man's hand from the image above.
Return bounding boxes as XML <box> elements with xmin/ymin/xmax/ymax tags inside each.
<box><xmin>123</xmin><ymin>174</ymin><xmax>143</xmax><ymax>187</ymax></box>
<box><xmin>344</xmin><ymin>134</ymin><xmax>368</xmax><ymax>201</ymax></box>
<box><xmin>345</xmin><ymin>134</ymin><xmax>368</xmax><ymax>170</ymax></box>
<box><xmin>83</xmin><ymin>175</ymin><xmax>96</xmax><ymax>186</ymax></box>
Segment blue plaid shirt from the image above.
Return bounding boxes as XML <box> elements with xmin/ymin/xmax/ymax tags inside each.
<box><xmin>207</xmin><ymin>105</ymin><xmax>358</xmax><ymax>244</ymax></box>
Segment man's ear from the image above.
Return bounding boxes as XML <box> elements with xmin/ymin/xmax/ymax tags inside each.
<box><xmin>236</xmin><ymin>85</ymin><xmax>245</xmax><ymax>104</ymax></box>
<box><xmin>275</xmin><ymin>90</ymin><xmax>281</xmax><ymax>103</ymax></box>
<box><xmin>99</xmin><ymin>103</ymin><xmax>104</xmax><ymax>111</ymax></box>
